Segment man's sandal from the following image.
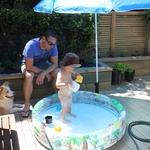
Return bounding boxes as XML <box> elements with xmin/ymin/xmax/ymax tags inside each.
<box><xmin>20</xmin><ymin>110</ymin><xmax>31</xmax><ymax>118</ymax></box>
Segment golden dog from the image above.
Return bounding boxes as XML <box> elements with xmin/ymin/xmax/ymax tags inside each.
<box><xmin>0</xmin><ymin>81</ymin><xmax>24</xmax><ymax>115</ymax></box>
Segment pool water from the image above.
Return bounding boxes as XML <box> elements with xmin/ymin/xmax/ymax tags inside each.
<box><xmin>40</xmin><ymin>103</ymin><xmax>118</xmax><ymax>134</ymax></box>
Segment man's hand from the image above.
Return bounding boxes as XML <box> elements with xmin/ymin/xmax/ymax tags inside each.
<box><xmin>36</xmin><ymin>72</ymin><xmax>45</xmax><ymax>85</ymax></box>
<box><xmin>46</xmin><ymin>73</ymin><xmax>51</xmax><ymax>82</ymax></box>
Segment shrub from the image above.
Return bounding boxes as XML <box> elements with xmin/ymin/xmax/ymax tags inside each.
<box><xmin>112</xmin><ymin>63</ymin><xmax>127</xmax><ymax>74</ymax></box>
<box><xmin>112</xmin><ymin>62</ymin><xmax>134</xmax><ymax>74</ymax></box>
<box><xmin>125</xmin><ymin>66</ymin><xmax>134</xmax><ymax>72</ymax></box>
<box><xmin>0</xmin><ymin>8</ymin><xmax>100</xmax><ymax>71</ymax></box>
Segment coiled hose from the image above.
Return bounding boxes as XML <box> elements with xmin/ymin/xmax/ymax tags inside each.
<box><xmin>128</xmin><ymin>121</ymin><xmax>150</xmax><ymax>150</ymax></box>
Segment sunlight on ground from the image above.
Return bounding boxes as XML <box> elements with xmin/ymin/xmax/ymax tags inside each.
<box><xmin>109</xmin><ymin>90</ymin><xmax>150</xmax><ymax>100</ymax></box>
<box><xmin>103</xmin><ymin>77</ymin><xmax>150</xmax><ymax>101</ymax></box>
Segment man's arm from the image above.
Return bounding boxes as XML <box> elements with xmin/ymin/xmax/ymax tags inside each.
<box><xmin>42</xmin><ymin>55</ymin><xmax>58</xmax><ymax>75</ymax></box>
<box><xmin>25</xmin><ymin>57</ymin><xmax>42</xmax><ymax>73</ymax></box>
<box><xmin>36</xmin><ymin>55</ymin><xmax>58</xmax><ymax>85</ymax></box>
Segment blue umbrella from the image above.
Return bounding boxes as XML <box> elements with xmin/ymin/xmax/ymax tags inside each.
<box><xmin>34</xmin><ymin>0</ymin><xmax>150</xmax><ymax>13</ymax></box>
<box><xmin>34</xmin><ymin>0</ymin><xmax>150</xmax><ymax>92</ymax></box>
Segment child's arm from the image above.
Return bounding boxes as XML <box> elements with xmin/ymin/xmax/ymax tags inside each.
<box><xmin>56</xmin><ymin>72</ymin><xmax>72</xmax><ymax>89</ymax></box>
<box><xmin>56</xmin><ymin>80</ymin><xmax>72</xmax><ymax>88</ymax></box>
<box><xmin>72</xmin><ymin>71</ymin><xmax>80</xmax><ymax>77</ymax></box>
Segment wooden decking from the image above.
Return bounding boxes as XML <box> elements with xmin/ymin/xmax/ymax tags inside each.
<box><xmin>14</xmin><ymin>111</ymin><xmax>46</xmax><ymax>150</ymax></box>
<box><xmin>11</xmin><ymin>76</ymin><xmax>150</xmax><ymax>150</ymax></box>
<box><xmin>0</xmin><ymin>114</ymin><xmax>20</xmax><ymax>150</ymax></box>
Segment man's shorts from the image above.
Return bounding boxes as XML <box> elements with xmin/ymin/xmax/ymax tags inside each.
<box><xmin>21</xmin><ymin>62</ymin><xmax>52</xmax><ymax>74</ymax></box>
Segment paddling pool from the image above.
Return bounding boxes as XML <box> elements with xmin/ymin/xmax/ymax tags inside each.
<box><xmin>32</xmin><ymin>91</ymin><xmax>126</xmax><ymax>150</ymax></box>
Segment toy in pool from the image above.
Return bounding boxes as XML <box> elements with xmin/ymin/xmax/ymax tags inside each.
<box><xmin>32</xmin><ymin>91</ymin><xmax>126</xmax><ymax>150</ymax></box>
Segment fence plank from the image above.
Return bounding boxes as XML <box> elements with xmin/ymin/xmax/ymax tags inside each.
<box><xmin>98</xmin><ymin>11</ymin><xmax>148</xmax><ymax>57</ymax></box>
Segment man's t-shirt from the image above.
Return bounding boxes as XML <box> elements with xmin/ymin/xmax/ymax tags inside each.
<box><xmin>22</xmin><ymin>38</ymin><xmax>58</xmax><ymax>67</ymax></box>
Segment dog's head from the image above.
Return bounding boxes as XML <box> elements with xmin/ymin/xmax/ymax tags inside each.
<box><xmin>0</xmin><ymin>81</ymin><xmax>15</xmax><ymax>100</ymax></box>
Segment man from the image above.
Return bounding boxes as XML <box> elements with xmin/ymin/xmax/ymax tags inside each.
<box><xmin>20</xmin><ymin>30</ymin><xmax>58</xmax><ymax>118</ymax></box>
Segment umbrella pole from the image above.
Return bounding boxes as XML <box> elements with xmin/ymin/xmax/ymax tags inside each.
<box><xmin>95</xmin><ymin>13</ymin><xmax>99</xmax><ymax>93</ymax></box>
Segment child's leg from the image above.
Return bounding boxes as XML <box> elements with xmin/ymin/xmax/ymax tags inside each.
<box><xmin>67</xmin><ymin>107</ymin><xmax>76</xmax><ymax>118</ymax></box>
<box><xmin>66</xmin><ymin>95</ymin><xmax>76</xmax><ymax>118</ymax></box>
<box><xmin>59</xmin><ymin>94</ymin><xmax>70</xmax><ymax>123</ymax></box>
<box><xmin>60</xmin><ymin>107</ymin><xmax>70</xmax><ymax>123</ymax></box>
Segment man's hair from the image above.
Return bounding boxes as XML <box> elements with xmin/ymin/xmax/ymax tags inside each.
<box><xmin>41</xmin><ymin>30</ymin><xmax>57</xmax><ymax>39</ymax></box>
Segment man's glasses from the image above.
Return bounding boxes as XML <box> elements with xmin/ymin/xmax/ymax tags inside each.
<box><xmin>45</xmin><ymin>37</ymin><xmax>55</xmax><ymax>46</ymax></box>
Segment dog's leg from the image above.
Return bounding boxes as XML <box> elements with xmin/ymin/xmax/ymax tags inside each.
<box><xmin>10</xmin><ymin>107</ymin><xmax>24</xmax><ymax>113</ymax></box>
<box><xmin>13</xmin><ymin>104</ymin><xmax>24</xmax><ymax>108</ymax></box>
<box><xmin>0</xmin><ymin>107</ymin><xmax>8</xmax><ymax>115</ymax></box>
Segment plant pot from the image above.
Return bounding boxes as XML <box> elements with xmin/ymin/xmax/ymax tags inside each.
<box><xmin>111</xmin><ymin>70</ymin><xmax>124</xmax><ymax>85</ymax></box>
<box><xmin>125</xmin><ymin>70</ymin><xmax>135</xmax><ymax>82</ymax></box>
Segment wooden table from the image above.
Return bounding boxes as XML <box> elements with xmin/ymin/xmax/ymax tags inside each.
<box><xmin>0</xmin><ymin>114</ymin><xmax>20</xmax><ymax>150</ymax></box>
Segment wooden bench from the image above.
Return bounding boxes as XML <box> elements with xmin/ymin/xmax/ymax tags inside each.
<box><xmin>0</xmin><ymin>73</ymin><xmax>55</xmax><ymax>101</ymax></box>
<box><xmin>0</xmin><ymin>114</ymin><xmax>20</xmax><ymax>150</ymax></box>
<box><xmin>0</xmin><ymin>61</ymin><xmax>112</xmax><ymax>100</ymax></box>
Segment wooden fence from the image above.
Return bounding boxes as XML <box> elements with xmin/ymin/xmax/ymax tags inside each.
<box><xmin>96</xmin><ymin>11</ymin><xmax>150</xmax><ymax>57</ymax></box>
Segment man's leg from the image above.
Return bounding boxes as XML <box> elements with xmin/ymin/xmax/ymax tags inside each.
<box><xmin>20</xmin><ymin>71</ymin><xmax>34</xmax><ymax>117</ymax></box>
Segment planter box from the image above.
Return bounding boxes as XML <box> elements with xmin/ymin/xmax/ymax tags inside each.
<box><xmin>1</xmin><ymin>56</ymin><xmax>149</xmax><ymax>101</ymax></box>
<box><xmin>111</xmin><ymin>70</ymin><xmax>124</xmax><ymax>85</ymax></box>
<box><xmin>0</xmin><ymin>62</ymin><xmax>112</xmax><ymax>101</ymax></box>
<box><xmin>100</xmin><ymin>56</ymin><xmax>150</xmax><ymax>76</ymax></box>
<box><xmin>76</xmin><ymin>62</ymin><xmax>112</xmax><ymax>92</ymax></box>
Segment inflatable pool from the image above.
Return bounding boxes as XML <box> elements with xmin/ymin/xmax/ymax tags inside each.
<box><xmin>32</xmin><ymin>91</ymin><xmax>126</xmax><ymax>150</ymax></box>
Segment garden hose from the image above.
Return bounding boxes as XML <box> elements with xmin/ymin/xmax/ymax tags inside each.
<box><xmin>128</xmin><ymin>121</ymin><xmax>150</xmax><ymax>150</ymax></box>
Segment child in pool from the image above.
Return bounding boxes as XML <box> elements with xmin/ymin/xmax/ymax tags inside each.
<box><xmin>56</xmin><ymin>52</ymin><xmax>81</xmax><ymax>123</ymax></box>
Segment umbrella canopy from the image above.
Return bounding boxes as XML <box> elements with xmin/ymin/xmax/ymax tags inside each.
<box><xmin>34</xmin><ymin>0</ymin><xmax>112</xmax><ymax>14</ymax></box>
<box><xmin>34</xmin><ymin>0</ymin><xmax>150</xmax><ymax>14</ymax></box>
<box><xmin>34</xmin><ymin>0</ymin><xmax>150</xmax><ymax>92</ymax></box>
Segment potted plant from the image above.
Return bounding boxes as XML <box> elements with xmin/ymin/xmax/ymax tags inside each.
<box><xmin>124</xmin><ymin>66</ymin><xmax>135</xmax><ymax>82</ymax></box>
<box><xmin>111</xmin><ymin>63</ymin><xmax>126</xmax><ymax>85</ymax></box>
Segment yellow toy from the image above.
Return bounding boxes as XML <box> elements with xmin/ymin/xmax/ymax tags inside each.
<box><xmin>75</xmin><ymin>75</ymin><xmax>83</xmax><ymax>83</ymax></box>
<box><xmin>53</xmin><ymin>126</ymin><xmax>62</xmax><ymax>132</ymax></box>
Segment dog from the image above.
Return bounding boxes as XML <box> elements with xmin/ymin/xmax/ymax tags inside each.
<box><xmin>0</xmin><ymin>81</ymin><xmax>24</xmax><ymax>115</ymax></box>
